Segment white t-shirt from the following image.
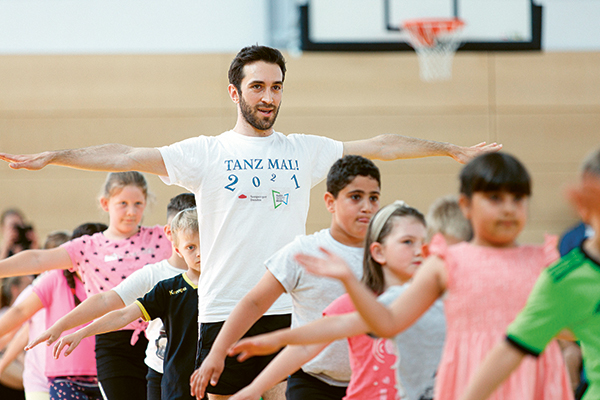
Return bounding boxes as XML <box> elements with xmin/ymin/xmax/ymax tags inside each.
<box><xmin>267</xmin><ymin>229</ymin><xmax>363</xmax><ymax>386</ymax></box>
<box><xmin>159</xmin><ymin>130</ymin><xmax>343</xmax><ymax>322</ymax></box>
<box><xmin>378</xmin><ymin>285</ymin><xmax>446</xmax><ymax>400</ymax></box>
<box><xmin>112</xmin><ymin>258</ymin><xmax>184</xmax><ymax>373</ymax></box>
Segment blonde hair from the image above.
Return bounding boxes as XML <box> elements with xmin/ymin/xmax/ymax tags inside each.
<box><xmin>100</xmin><ymin>172</ymin><xmax>149</xmax><ymax>200</ymax></box>
<box><xmin>581</xmin><ymin>147</ymin><xmax>600</xmax><ymax>177</ymax></box>
<box><xmin>170</xmin><ymin>208</ymin><xmax>199</xmax><ymax>246</ymax></box>
<box><xmin>426</xmin><ymin>195</ymin><xmax>472</xmax><ymax>243</ymax></box>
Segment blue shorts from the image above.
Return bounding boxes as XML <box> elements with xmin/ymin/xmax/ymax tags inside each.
<box><xmin>49</xmin><ymin>377</ymin><xmax>102</xmax><ymax>400</ymax></box>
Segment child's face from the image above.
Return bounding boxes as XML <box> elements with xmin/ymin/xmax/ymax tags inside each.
<box><xmin>101</xmin><ymin>185</ymin><xmax>146</xmax><ymax>234</ymax></box>
<box><xmin>462</xmin><ymin>191</ymin><xmax>528</xmax><ymax>247</ymax></box>
<box><xmin>326</xmin><ymin>175</ymin><xmax>380</xmax><ymax>246</ymax></box>
<box><xmin>175</xmin><ymin>230</ymin><xmax>201</xmax><ymax>273</ymax></box>
<box><xmin>374</xmin><ymin>216</ymin><xmax>426</xmax><ymax>282</ymax></box>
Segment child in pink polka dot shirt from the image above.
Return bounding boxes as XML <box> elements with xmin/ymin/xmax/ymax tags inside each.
<box><xmin>0</xmin><ymin>172</ymin><xmax>171</xmax><ymax>400</ymax></box>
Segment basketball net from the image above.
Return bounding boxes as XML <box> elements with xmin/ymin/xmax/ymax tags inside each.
<box><xmin>403</xmin><ymin>18</ymin><xmax>465</xmax><ymax>82</ymax></box>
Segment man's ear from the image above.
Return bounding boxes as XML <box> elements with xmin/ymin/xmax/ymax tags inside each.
<box><xmin>324</xmin><ymin>192</ymin><xmax>336</xmax><ymax>214</ymax></box>
<box><xmin>228</xmin><ymin>84</ymin><xmax>240</xmax><ymax>104</ymax></box>
<box><xmin>99</xmin><ymin>197</ymin><xmax>110</xmax><ymax>212</ymax></box>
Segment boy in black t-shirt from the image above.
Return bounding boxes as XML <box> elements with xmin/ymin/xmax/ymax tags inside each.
<box><xmin>53</xmin><ymin>208</ymin><xmax>201</xmax><ymax>400</ymax></box>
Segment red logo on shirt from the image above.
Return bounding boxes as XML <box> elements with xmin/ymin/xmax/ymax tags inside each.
<box><xmin>238</xmin><ymin>194</ymin><xmax>247</xmax><ymax>199</ymax></box>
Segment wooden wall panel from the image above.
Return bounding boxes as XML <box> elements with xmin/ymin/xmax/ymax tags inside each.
<box><xmin>284</xmin><ymin>53</ymin><xmax>490</xmax><ymax>111</ymax></box>
<box><xmin>494</xmin><ymin>52</ymin><xmax>600</xmax><ymax>108</ymax></box>
<box><xmin>0</xmin><ymin>51</ymin><xmax>598</xmax><ymax>245</ymax></box>
<box><xmin>0</xmin><ymin>54</ymin><xmax>232</xmax><ymax>111</ymax></box>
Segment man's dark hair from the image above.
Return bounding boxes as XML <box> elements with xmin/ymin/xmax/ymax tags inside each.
<box><xmin>167</xmin><ymin>193</ymin><xmax>196</xmax><ymax>219</ymax></box>
<box><xmin>326</xmin><ymin>155</ymin><xmax>381</xmax><ymax>198</ymax></box>
<box><xmin>228</xmin><ymin>45</ymin><xmax>287</xmax><ymax>92</ymax></box>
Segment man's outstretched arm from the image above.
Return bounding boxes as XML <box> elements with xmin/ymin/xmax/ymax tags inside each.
<box><xmin>0</xmin><ymin>144</ymin><xmax>167</xmax><ymax>176</ymax></box>
<box><xmin>343</xmin><ymin>134</ymin><xmax>502</xmax><ymax>164</ymax></box>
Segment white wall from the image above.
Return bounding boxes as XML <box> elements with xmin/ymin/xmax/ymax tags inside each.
<box><xmin>0</xmin><ymin>0</ymin><xmax>269</xmax><ymax>54</ymax></box>
<box><xmin>0</xmin><ymin>0</ymin><xmax>598</xmax><ymax>54</ymax></box>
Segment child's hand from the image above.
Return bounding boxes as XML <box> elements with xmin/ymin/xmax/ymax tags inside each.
<box><xmin>52</xmin><ymin>332</ymin><xmax>83</xmax><ymax>359</ymax></box>
<box><xmin>295</xmin><ymin>247</ymin><xmax>354</xmax><ymax>282</ymax></box>
<box><xmin>190</xmin><ymin>352</ymin><xmax>224</xmax><ymax>399</ymax></box>
<box><xmin>25</xmin><ymin>326</ymin><xmax>63</xmax><ymax>351</ymax></box>
<box><xmin>228</xmin><ymin>332</ymin><xmax>284</xmax><ymax>362</ymax></box>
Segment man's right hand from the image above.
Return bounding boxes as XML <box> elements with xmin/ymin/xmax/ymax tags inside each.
<box><xmin>190</xmin><ymin>352</ymin><xmax>225</xmax><ymax>399</ymax></box>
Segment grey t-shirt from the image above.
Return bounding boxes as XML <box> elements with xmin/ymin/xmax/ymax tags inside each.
<box><xmin>266</xmin><ymin>228</ymin><xmax>364</xmax><ymax>386</ymax></box>
<box><xmin>379</xmin><ymin>285</ymin><xmax>446</xmax><ymax>400</ymax></box>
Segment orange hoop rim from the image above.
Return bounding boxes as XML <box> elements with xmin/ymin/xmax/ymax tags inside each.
<box><xmin>403</xmin><ymin>17</ymin><xmax>465</xmax><ymax>31</ymax></box>
<box><xmin>403</xmin><ymin>18</ymin><xmax>465</xmax><ymax>47</ymax></box>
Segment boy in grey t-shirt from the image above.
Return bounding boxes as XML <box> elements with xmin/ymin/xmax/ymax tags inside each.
<box><xmin>195</xmin><ymin>155</ymin><xmax>381</xmax><ymax>400</ymax></box>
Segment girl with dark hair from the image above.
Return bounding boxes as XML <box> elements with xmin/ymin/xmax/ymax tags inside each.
<box><xmin>240</xmin><ymin>153</ymin><xmax>573</xmax><ymax>400</ymax></box>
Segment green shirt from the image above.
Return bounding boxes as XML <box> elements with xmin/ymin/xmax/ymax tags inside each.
<box><xmin>506</xmin><ymin>246</ymin><xmax>600</xmax><ymax>400</ymax></box>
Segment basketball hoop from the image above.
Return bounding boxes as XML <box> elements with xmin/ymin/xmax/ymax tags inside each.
<box><xmin>403</xmin><ymin>18</ymin><xmax>465</xmax><ymax>82</ymax></box>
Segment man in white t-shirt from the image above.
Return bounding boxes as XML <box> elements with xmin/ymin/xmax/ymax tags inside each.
<box><xmin>0</xmin><ymin>45</ymin><xmax>501</xmax><ymax>400</ymax></box>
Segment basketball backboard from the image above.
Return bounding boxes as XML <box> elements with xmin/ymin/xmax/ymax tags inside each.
<box><xmin>300</xmin><ymin>0</ymin><xmax>541</xmax><ymax>51</ymax></box>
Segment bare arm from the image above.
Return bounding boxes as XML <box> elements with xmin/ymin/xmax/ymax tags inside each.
<box><xmin>27</xmin><ymin>289</ymin><xmax>125</xmax><ymax>350</ymax></box>
<box><xmin>0</xmin><ymin>325</ymin><xmax>29</xmax><ymax>376</ymax></box>
<box><xmin>52</xmin><ymin>302</ymin><xmax>143</xmax><ymax>358</ymax></box>
<box><xmin>0</xmin><ymin>292</ymin><xmax>43</xmax><ymax>338</ymax></box>
<box><xmin>343</xmin><ymin>134</ymin><xmax>502</xmax><ymax>164</ymax></box>
<box><xmin>0</xmin><ymin>144</ymin><xmax>166</xmax><ymax>176</ymax></box>
<box><xmin>229</xmin><ymin>312</ymin><xmax>367</xmax><ymax>362</ymax></box>
<box><xmin>0</xmin><ymin>247</ymin><xmax>71</xmax><ymax>278</ymax></box>
<box><xmin>228</xmin><ymin>344</ymin><xmax>328</xmax><ymax>400</ymax></box>
<box><xmin>296</xmin><ymin>249</ymin><xmax>446</xmax><ymax>337</ymax></box>
<box><xmin>190</xmin><ymin>271</ymin><xmax>286</xmax><ymax>399</ymax></box>
<box><xmin>459</xmin><ymin>340</ymin><xmax>525</xmax><ymax>400</ymax></box>
<box><xmin>345</xmin><ymin>255</ymin><xmax>446</xmax><ymax>337</ymax></box>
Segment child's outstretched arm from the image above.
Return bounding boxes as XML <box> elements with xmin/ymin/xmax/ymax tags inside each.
<box><xmin>296</xmin><ymin>249</ymin><xmax>446</xmax><ymax>338</ymax></box>
<box><xmin>0</xmin><ymin>291</ymin><xmax>43</xmax><ymax>339</ymax></box>
<box><xmin>459</xmin><ymin>340</ymin><xmax>525</xmax><ymax>400</ymax></box>
<box><xmin>0</xmin><ymin>325</ymin><xmax>29</xmax><ymax>376</ymax></box>
<box><xmin>52</xmin><ymin>302</ymin><xmax>143</xmax><ymax>358</ymax></box>
<box><xmin>27</xmin><ymin>289</ymin><xmax>125</xmax><ymax>350</ymax></box>
<box><xmin>229</xmin><ymin>312</ymin><xmax>367</xmax><ymax>362</ymax></box>
<box><xmin>0</xmin><ymin>247</ymin><xmax>71</xmax><ymax>278</ymax></box>
<box><xmin>227</xmin><ymin>344</ymin><xmax>328</xmax><ymax>400</ymax></box>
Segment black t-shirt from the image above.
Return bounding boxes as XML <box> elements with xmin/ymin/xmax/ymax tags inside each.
<box><xmin>137</xmin><ymin>273</ymin><xmax>198</xmax><ymax>400</ymax></box>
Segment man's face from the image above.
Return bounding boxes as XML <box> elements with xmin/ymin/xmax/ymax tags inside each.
<box><xmin>237</xmin><ymin>61</ymin><xmax>283</xmax><ymax>132</ymax></box>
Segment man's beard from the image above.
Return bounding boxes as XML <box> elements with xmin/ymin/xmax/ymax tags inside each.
<box><xmin>239</xmin><ymin>94</ymin><xmax>280</xmax><ymax>131</ymax></box>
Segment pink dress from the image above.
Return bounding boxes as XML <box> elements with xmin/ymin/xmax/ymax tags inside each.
<box><xmin>324</xmin><ymin>294</ymin><xmax>401</xmax><ymax>400</ymax></box>
<box><xmin>32</xmin><ymin>270</ymin><xmax>97</xmax><ymax>377</ymax></box>
<box><xmin>430</xmin><ymin>234</ymin><xmax>573</xmax><ymax>400</ymax></box>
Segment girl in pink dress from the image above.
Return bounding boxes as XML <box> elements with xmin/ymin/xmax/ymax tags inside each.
<box><xmin>287</xmin><ymin>152</ymin><xmax>573</xmax><ymax>400</ymax></box>
<box><xmin>0</xmin><ymin>224</ymin><xmax>105</xmax><ymax>400</ymax></box>
<box><xmin>0</xmin><ymin>172</ymin><xmax>171</xmax><ymax>400</ymax></box>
